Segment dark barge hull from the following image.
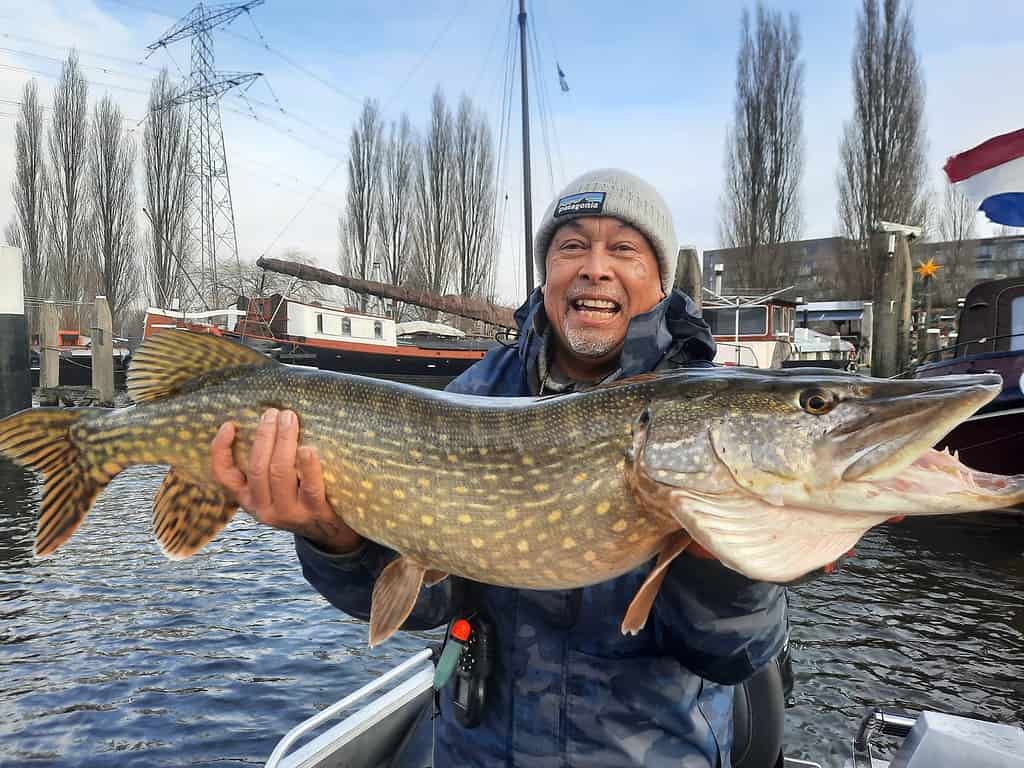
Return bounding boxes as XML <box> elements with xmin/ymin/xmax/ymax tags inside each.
<box><xmin>916</xmin><ymin>349</ymin><xmax>1024</xmax><ymax>476</ymax></box>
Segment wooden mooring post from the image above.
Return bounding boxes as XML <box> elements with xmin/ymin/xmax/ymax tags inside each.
<box><xmin>870</xmin><ymin>228</ymin><xmax>915</xmax><ymax>378</ymax></box>
<box><xmin>92</xmin><ymin>295</ymin><xmax>114</xmax><ymax>405</ymax></box>
<box><xmin>673</xmin><ymin>246</ymin><xmax>703</xmax><ymax>310</ymax></box>
<box><xmin>40</xmin><ymin>300</ymin><xmax>60</xmax><ymax>390</ymax></box>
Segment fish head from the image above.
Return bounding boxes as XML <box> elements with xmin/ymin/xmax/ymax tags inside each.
<box><xmin>639</xmin><ymin>369</ymin><xmax>1001</xmax><ymax>506</ymax></box>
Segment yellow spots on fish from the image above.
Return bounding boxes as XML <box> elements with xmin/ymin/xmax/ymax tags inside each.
<box><xmin>458</xmin><ymin>513</ymin><xmax>472</xmax><ymax>525</ymax></box>
<box><xmin>505</xmin><ymin>508</ymin><xmax>518</xmax><ymax>520</ymax></box>
<box><xmin>385</xmin><ymin>520</ymin><xmax>397</xmax><ymax>529</ymax></box>
<box><xmin>494</xmin><ymin>530</ymin><xmax>506</xmax><ymax>541</ymax></box>
<box><xmin>518</xmin><ymin>559</ymin><xmax>530</xmax><ymax>569</ymax></box>
<box><xmin>141</xmin><ymin>452</ymin><xmax>157</xmax><ymax>464</ymax></box>
<box><xmin>174</xmin><ymin>414</ymin><xmax>188</xmax><ymax>424</ymax></box>
<box><xmin>571</xmin><ymin>504</ymin><xmax>585</xmax><ymax>517</ymax></box>
<box><xmin>478</xmin><ymin>447</ymin><xmax>489</xmax><ymax>456</ymax></box>
<box><xmin>521</xmin><ymin>455</ymin><xmax>535</xmax><ymax>466</ymax></box>
<box><xmin>615</xmin><ymin>459</ymin><xmax>625</xmax><ymax>472</ymax></box>
<box><xmin>573</xmin><ymin>472</ymin><xmax>588</xmax><ymax>485</ymax></box>
<box><xmin>337</xmin><ymin>487</ymin><xmax>353</xmax><ymax>499</ymax></box>
<box><xmin>454</xmin><ymin>485</ymin><xmax>468</xmax><ymax>494</ymax></box>
<box><xmin>562</xmin><ymin>537</ymin><xmax>576</xmax><ymax>550</ymax></box>
<box><xmin>361</xmin><ymin>480</ymin><xmax>373</xmax><ymax>490</ymax></box>
<box><xmin>584</xmin><ymin>550</ymin><xmax>597</xmax><ymax>562</ymax></box>
<box><xmin>447</xmin><ymin>453</ymin><xmax>459</xmax><ymax>463</ymax></box>
<box><xmin>596</xmin><ymin>501</ymin><xmax>610</xmax><ymax>516</ymax></box>
<box><xmin>522</xmin><ymin>517</ymin><xmax>536</xmax><ymax>529</ymax></box>
<box><xmin>612</xmin><ymin>519</ymin><xmax>628</xmax><ymax>533</ymax></box>
<box><xmin>482</xmin><ymin>473</ymin><xmax>498</xmax><ymax>482</ymax></box>
<box><xmin>589</xmin><ymin>479</ymin><xmax>604</xmax><ymax>493</ymax></box>
<box><xmin>393</xmin><ymin>489</ymin><xmax>406</xmax><ymax>500</ymax></box>
<box><xmin>403</xmin><ymin>425</ymin><xmax>413</xmax><ymax>434</ymax></box>
<box><xmin>534</xmin><ymin>482</ymin><xmax>550</xmax><ymax>493</ymax></box>
<box><xmin>517</xmin><ymin>540</ymin><xmax>529</xmax><ymax>553</ymax></box>
<box><xmin>155</xmin><ymin>436</ymin><xmax>169</xmax><ymax>448</ymax></box>
<box><xmin>101</xmin><ymin>461</ymin><xmax>120</xmax><ymax>476</ymax></box>
<box><xmin>397</xmin><ymin>512</ymin><xmax>410</xmax><ymax>522</ymax></box>
<box><xmin>546</xmin><ymin>447</ymin><xmax>559</xmax><ymax>456</ymax></box>
<box><xmin>510</xmin><ymin>474</ymin><xmax>524</xmax><ymax>483</ymax></box>
<box><xmin>543</xmin><ymin>568</ymin><xmax>558</xmax><ymax>580</ymax></box>
<box><xmin>177</xmin><ymin>429</ymin><xmax>192</xmax><ymax>441</ymax></box>
<box><xmin>410</xmin><ymin>449</ymin><xmax>423</xmax><ymax>460</ymax></box>
<box><xmin>537</xmin><ymin>531</ymin><xmax>549</xmax><ymax>543</ymax></box>
<box><xmin>355</xmin><ymin>506</ymin><xmax>366</xmax><ymax>518</ymax></box>
<box><xmin>428</xmin><ymin>538</ymin><xmax>439</xmax><ymax>552</ymax></box>
<box><xmin>547</xmin><ymin>510</ymin><xmax>562</xmax><ymax>523</ymax></box>
<box><xmin>477</xmin><ymin>556</ymin><xmax>489</xmax><ymax>569</ymax></box>
<box><xmin>482</xmin><ymin>517</ymin><xmax>498</xmax><ymax>527</ymax></box>
<box><xmin>470</xmin><ymin>536</ymin><xmax>485</xmax><ymax>549</ymax></box>
<box><xmin>364</xmin><ymin>430</ymin><xmax>376</xmax><ymax>439</ymax></box>
<box><xmin>357</xmin><ymin>492</ymin><xmax>367</xmax><ymax>501</ymax></box>
<box><xmin>627</xmin><ymin>532</ymin><xmax>642</xmax><ymax>543</ymax></box>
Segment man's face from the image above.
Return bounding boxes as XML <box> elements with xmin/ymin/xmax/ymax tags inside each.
<box><xmin>542</xmin><ymin>217</ymin><xmax>664</xmax><ymax>376</ymax></box>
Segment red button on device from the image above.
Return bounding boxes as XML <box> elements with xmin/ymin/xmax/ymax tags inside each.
<box><xmin>451</xmin><ymin>619</ymin><xmax>472</xmax><ymax>642</ymax></box>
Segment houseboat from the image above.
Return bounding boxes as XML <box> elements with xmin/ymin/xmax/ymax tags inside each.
<box><xmin>144</xmin><ymin>295</ymin><xmax>495</xmax><ymax>388</ymax></box>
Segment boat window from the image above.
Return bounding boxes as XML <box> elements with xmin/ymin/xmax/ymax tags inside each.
<box><xmin>1011</xmin><ymin>297</ymin><xmax>1024</xmax><ymax>351</ymax></box>
<box><xmin>771</xmin><ymin>306</ymin><xmax>783</xmax><ymax>335</ymax></box>
<box><xmin>703</xmin><ymin>307</ymin><xmax>767</xmax><ymax>336</ymax></box>
<box><xmin>374</xmin><ymin>320</ymin><xmax>383</xmax><ymax>339</ymax></box>
<box><xmin>316</xmin><ymin>314</ymin><xmax>323</xmax><ymax>333</ymax></box>
<box><xmin>342</xmin><ymin>318</ymin><xmax>351</xmax><ymax>335</ymax></box>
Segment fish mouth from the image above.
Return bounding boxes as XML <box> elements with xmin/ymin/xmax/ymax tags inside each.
<box><xmin>833</xmin><ymin>374</ymin><xmax>1001</xmax><ymax>482</ymax></box>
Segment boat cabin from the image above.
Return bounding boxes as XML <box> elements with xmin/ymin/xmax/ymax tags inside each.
<box><xmin>702</xmin><ymin>297</ymin><xmax>798</xmax><ymax>368</ymax></box>
<box><xmin>950</xmin><ymin>276</ymin><xmax>1024</xmax><ymax>357</ymax></box>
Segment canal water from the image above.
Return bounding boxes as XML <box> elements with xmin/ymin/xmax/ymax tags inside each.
<box><xmin>1</xmin><ymin>460</ymin><xmax>1022</xmax><ymax>766</ymax></box>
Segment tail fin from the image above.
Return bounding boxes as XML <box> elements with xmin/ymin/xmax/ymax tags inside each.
<box><xmin>0</xmin><ymin>408</ymin><xmax>111</xmax><ymax>557</ymax></box>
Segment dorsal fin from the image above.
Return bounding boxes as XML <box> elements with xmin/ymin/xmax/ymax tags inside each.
<box><xmin>127</xmin><ymin>330</ymin><xmax>275</xmax><ymax>404</ymax></box>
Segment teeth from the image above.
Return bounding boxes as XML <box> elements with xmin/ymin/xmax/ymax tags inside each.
<box><xmin>573</xmin><ymin>299</ymin><xmax>618</xmax><ymax>310</ymax></box>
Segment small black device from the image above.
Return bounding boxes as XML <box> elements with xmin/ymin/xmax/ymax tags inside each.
<box><xmin>451</xmin><ymin>614</ymin><xmax>494</xmax><ymax>728</ymax></box>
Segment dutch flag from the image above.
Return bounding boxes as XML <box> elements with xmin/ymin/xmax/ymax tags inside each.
<box><xmin>944</xmin><ymin>128</ymin><xmax>1024</xmax><ymax>227</ymax></box>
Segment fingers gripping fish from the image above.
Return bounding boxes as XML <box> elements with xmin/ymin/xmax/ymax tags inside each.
<box><xmin>1</xmin><ymin>331</ymin><xmax>1022</xmax><ymax>647</ymax></box>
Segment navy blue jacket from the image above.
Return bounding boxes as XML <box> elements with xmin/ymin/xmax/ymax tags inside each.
<box><xmin>296</xmin><ymin>289</ymin><xmax>788</xmax><ymax>767</ymax></box>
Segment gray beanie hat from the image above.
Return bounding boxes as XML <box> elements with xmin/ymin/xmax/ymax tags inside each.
<box><xmin>534</xmin><ymin>168</ymin><xmax>679</xmax><ymax>295</ymax></box>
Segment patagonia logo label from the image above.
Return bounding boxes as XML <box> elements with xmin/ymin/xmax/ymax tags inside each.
<box><xmin>554</xmin><ymin>191</ymin><xmax>606</xmax><ymax>217</ymax></box>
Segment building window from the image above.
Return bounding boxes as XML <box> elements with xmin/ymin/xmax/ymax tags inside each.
<box><xmin>316</xmin><ymin>314</ymin><xmax>323</xmax><ymax>333</ymax></box>
<box><xmin>373</xmin><ymin>320</ymin><xmax>383</xmax><ymax>339</ymax></box>
<box><xmin>342</xmin><ymin>318</ymin><xmax>351</xmax><ymax>335</ymax></box>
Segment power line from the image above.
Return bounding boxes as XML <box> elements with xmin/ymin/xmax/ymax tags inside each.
<box><xmin>382</xmin><ymin>0</ymin><xmax>470</xmax><ymax>111</ymax></box>
<box><xmin>259</xmin><ymin>155</ymin><xmax>348</xmax><ymax>260</ymax></box>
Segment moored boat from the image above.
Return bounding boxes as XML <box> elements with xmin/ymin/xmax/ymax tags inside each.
<box><xmin>915</xmin><ymin>276</ymin><xmax>1024</xmax><ymax>475</ymax></box>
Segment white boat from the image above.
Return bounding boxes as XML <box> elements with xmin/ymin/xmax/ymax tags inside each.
<box><xmin>264</xmin><ymin>649</ymin><xmax>1024</xmax><ymax>768</ymax></box>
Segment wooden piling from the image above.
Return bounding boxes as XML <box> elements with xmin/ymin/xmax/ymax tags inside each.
<box><xmin>870</xmin><ymin>231</ymin><xmax>913</xmax><ymax>378</ymax></box>
<box><xmin>40</xmin><ymin>300</ymin><xmax>60</xmax><ymax>390</ymax></box>
<box><xmin>92</xmin><ymin>295</ymin><xmax>114</xmax><ymax>405</ymax></box>
<box><xmin>673</xmin><ymin>246</ymin><xmax>703</xmax><ymax>309</ymax></box>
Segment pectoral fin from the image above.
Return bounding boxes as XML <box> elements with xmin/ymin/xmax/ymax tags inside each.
<box><xmin>153</xmin><ymin>468</ymin><xmax>238</xmax><ymax>559</ymax></box>
<box><xmin>369</xmin><ymin>556</ymin><xmax>429</xmax><ymax>647</ymax></box>
<box><xmin>621</xmin><ymin>531</ymin><xmax>691</xmax><ymax>636</ymax></box>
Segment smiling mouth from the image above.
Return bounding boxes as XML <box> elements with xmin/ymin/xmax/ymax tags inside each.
<box><xmin>569</xmin><ymin>298</ymin><xmax>621</xmax><ymax>319</ymax></box>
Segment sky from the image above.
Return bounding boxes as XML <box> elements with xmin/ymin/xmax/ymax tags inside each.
<box><xmin>0</xmin><ymin>0</ymin><xmax>1021</xmax><ymax>306</ymax></box>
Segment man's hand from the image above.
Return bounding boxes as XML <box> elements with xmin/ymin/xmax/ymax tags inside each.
<box><xmin>211</xmin><ymin>408</ymin><xmax>363</xmax><ymax>555</ymax></box>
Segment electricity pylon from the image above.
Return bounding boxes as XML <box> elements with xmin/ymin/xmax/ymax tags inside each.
<box><xmin>148</xmin><ymin>2</ymin><xmax>264</xmax><ymax>308</ymax></box>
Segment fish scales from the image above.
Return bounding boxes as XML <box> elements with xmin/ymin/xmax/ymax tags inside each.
<box><xmin>64</xmin><ymin>353</ymin><xmax>676</xmax><ymax>591</ymax></box>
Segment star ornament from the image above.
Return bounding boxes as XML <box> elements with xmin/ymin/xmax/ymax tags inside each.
<box><xmin>915</xmin><ymin>258</ymin><xmax>942</xmax><ymax>279</ymax></box>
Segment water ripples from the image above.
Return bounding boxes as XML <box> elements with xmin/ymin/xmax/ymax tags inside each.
<box><xmin>1</xmin><ymin>462</ymin><xmax>1023</xmax><ymax>766</ymax></box>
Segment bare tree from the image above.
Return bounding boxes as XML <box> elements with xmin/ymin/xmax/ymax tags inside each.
<box><xmin>143</xmin><ymin>69</ymin><xmax>190</xmax><ymax>309</ymax></box>
<box><xmin>216</xmin><ymin>248</ymin><xmax>324</xmax><ymax>305</ymax></box>
<box><xmin>9</xmin><ymin>79</ymin><xmax>48</xmax><ymax>326</ymax></box>
<box><xmin>719</xmin><ymin>4</ymin><xmax>804</xmax><ymax>291</ymax></box>
<box><xmin>376</xmin><ymin>114</ymin><xmax>417</xmax><ymax>319</ymax></box>
<box><xmin>87</xmin><ymin>95</ymin><xmax>138</xmax><ymax>332</ymax></box>
<box><xmin>411</xmin><ymin>89</ymin><xmax>456</xmax><ymax>303</ymax></box>
<box><xmin>936</xmin><ymin>184</ymin><xmax>976</xmax><ymax>304</ymax></box>
<box><xmin>45</xmin><ymin>52</ymin><xmax>90</xmax><ymax>322</ymax></box>
<box><xmin>338</xmin><ymin>99</ymin><xmax>384</xmax><ymax>312</ymax></box>
<box><xmin>451</xmin><ymin>95</ymin><xmax>498</xmax><ymax>299</ymax></box>
<box><xmin>836</xmin><ymin>0</ymin><xmax>930</xmax><ymax>298</ymax></box>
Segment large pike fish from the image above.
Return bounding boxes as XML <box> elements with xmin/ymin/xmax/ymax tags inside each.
<box><xmin>0</xmin><ymin>330</ymin><xmax>1021</xmax><ymax>645</ymax></box>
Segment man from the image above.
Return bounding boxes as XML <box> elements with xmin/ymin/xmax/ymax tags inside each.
<box><xmin>211</xmin><ymin>169</ymin><xmax>787</xmax><ymax>766</ymax></box>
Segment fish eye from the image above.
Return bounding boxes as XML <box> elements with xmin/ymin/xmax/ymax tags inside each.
<box><xmin>799</xmin><ymin>389</ymin><xmax>836</xmax><ymax>415</ymax></box>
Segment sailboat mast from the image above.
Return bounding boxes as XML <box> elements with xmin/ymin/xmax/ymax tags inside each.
<box><xmin>518</xmin><ymin>0</ymin><xmax>534</xmax><ymax>292</ymax></box>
